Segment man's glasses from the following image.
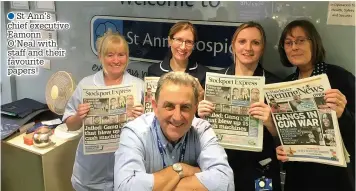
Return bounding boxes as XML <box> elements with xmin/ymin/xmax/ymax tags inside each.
<box><xmin>283</xmin><ymin>37</ymin><xmax>311</xmax><ymax>49</ymax></box>
<box><xmin>172</xmin><ymin>37</ymin><xmax>194</xmax><ymax>47</ymax></box>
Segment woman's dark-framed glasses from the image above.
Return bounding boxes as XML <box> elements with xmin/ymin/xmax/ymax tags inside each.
<box><xmin>172</xmin><ymin>37</ymin><xmax>194</xmax><ymax>47</ymax></box>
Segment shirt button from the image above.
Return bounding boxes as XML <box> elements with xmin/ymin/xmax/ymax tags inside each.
<box><xmin>172</xmin><ymin>156</ymin><xmax>175</xmax><ymax>159</ymax></box>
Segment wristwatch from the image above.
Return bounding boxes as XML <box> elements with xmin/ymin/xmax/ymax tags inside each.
<box><xmin>172</xmin><ymin>163</ymin><xmax>184</xmax><ymax>179</ymax></box>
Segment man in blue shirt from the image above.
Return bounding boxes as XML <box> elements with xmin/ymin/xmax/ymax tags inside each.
<box><xmin>114</xmin><ymin>72</ymin><xmax>234</xmax><ymax>191</ymax></box>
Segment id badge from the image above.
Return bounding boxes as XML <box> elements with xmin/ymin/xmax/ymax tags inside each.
<box><xmin>254</xmin><ymin>177</ymin><xmax>272</xmax><ymax>191</ymax></box>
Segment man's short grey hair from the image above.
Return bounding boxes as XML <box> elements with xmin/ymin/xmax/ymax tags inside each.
<box><xmin>155</xmin><ymin>72</ymin><xmax>199</xmax><ymax>103</ymax></box>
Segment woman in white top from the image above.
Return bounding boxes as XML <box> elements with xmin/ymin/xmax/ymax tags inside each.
<box><xmin>62</xmin><ymin>30</ymin><xmax>144</xmax><ymax>191</ymax></box>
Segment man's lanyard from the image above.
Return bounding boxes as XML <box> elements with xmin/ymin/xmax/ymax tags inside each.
<box><xmin>153</xmin><ymin>118</ymin><xmax>188</xmax><ymax>168</ymax></box>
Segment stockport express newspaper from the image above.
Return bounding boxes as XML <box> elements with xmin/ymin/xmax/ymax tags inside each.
<box><xmin>265</xmin><ymin>74</ymin><xmax>347</xmax><ymax>167</ymax></box>
<box><xmin>144</xmin><ymin>77</ymin><xmax>159</xmax><ymax>113</ymax></box>
<box><xmin>82</xmin><ymin>84</ymin><xmax>137</xmax><ymax>155</ymax></box>
<box><xmin>205</xmin><ymin>72</ymin><xmax>265</xmax><ymax>152</ymax></box>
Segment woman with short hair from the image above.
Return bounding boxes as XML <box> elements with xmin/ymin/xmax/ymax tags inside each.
<box><xmin>276</xmin><ymin>19</ymin><xmax>355</xmax><ymax>191</ymax></box>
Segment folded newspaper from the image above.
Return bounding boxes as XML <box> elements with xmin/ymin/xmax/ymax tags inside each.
<box><xmin>82</xmin><ymin>84</ymin><xmax>137</xmax><ymax>155</ymax></box>
<box><xmin>264</xmin><ymin>74</ymin><xmax>349</xmax><ymax>167</ymax></box>
<box><xmin>144</xmin><ymin>77</ymin><xmax>159</xmax><ymax>113</ymax></box>
<box><xmin>205</xmin><ymin>72</ymin><xmax>265</xmax><ymax>152</ymax></box>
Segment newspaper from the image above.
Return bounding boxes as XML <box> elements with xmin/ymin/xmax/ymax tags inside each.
<box><xmin>205</xmin><ymin>72</ymin><xmax>265</xmax><ymax>152</ymax></box>
<box><xmin>82</xmin><ymin>84</ymin><xmax>137</xmax><ymax>155</ymax></box>
<box><xmin>264</xmin><ymin>74</ymin><xmax>348</xmax><ymax>167</ymax></box>
<box><xmin>144</xmin><ymin>77</ymin><xmax>159</xmax><ymax>113</ymax></box>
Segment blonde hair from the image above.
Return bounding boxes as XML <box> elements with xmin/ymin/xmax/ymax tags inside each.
<box><xmin>231</xmin><ymin>21</ymin><xmax>266</xmax><ymax>64</ymax></box>
<box><xmin>96</xmin><ymin>29</ymin><xmax>129</xmax><ymax>73</ymax></box>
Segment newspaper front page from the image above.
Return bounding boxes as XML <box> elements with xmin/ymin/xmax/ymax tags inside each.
<box><xmin>82</xmin><ymin>84</ymin><xmax>137</xmax><ymax>155</ymax></box>
<box><xmin>205</xmin><ymin>72</ymin><xmax>265</xmax><ymax>152</ymax></box>
<box><xmin>265</xmin><ymin>74</ymin><xmax>347</xmax><ymax>167</ymax></box>
<box><xmin>144</xmin><ymin>77</ymin><xmax>159</xmax><ymax>113</ymax></box>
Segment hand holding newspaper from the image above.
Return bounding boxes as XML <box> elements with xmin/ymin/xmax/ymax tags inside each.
<box><xmin>82</xmin><ymin>83</ymin><xmax>137</xmax><ymax>155</ymax></box>
<box><xmin>265</xmin><ymin>74</ymin><xmax>348</xmax><ymax>167</ymax></box>
<box><xmin>204</xmin><ymin>72</ymin><xmax>265</xmax><ymax>152</ymax></box>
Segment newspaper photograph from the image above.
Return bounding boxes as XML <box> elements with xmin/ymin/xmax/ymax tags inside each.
<box><xmin>144</xmin><ymin>77</ymin><xmax>159</xmax><ymax>113</ymax></box>
<box><xmin>264</xmin><ymin>74</ymin><xmax>347</xmax><ymax>167</ymax></box>
<box><xmin>82</xmin><ymin>84</ymin><xmax>137</xmax><ymax>155</ymax></box>
<box><xmin>204</xmin><ymin>72</ymin><xmax>265</xmax><ymax>152</ymax></box>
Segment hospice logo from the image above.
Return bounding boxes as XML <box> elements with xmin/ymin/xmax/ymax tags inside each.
<box><xmin>91</xmin><ymin>16</ymin><xmax>123</xmax><ymax>55</ymax></box>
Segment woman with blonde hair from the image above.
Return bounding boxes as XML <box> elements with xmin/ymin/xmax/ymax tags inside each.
<box><xmin>63</xmin><ymin>30</ymin><xmax>144</xmax><ymax>191</ymax></box>
<box><xmin>198</xmin><ymin>21</ymin><xmax>282</xmax><ymax>191</ymax></box>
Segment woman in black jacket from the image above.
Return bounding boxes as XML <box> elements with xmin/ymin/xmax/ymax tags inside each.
<box><xmin>198</xmin><ymin>21</ymin><xmax>282</xmax><ymax>191</ymax></box>
<box><xmin>276</xmin><ymin>19</ymin><xmax>355</xmax><ymax>191</ymax></box>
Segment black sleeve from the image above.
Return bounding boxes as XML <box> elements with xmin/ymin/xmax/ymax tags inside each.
<box><xmin>337</xmin><ymin>72</ymin><xmax>355</xmax><ymax>171</ymax></box>
<box><xmin>336</xmin><ymin>70</ymin><xmax>355</xmax><ymax>146</ymax></box>
<box><xmin>344</xmin><ymin>71</ymin><xmax>355</xmax><ymax>114</ymax></box>
<box><xmin>339</xmin><ymin>107</ymin><xmax>355</xmax><ymax>140</ymax></box>
<box><xmin>339</xmin><ymin>106</ymin><xmax>355</xmax><ymax>176</ymax></box>
<box><xmin>328</xmin><ymin>67</ymin><xmax>355</xmax><ymax>177</ymax></box>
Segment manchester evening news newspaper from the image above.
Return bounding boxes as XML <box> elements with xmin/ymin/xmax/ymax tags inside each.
<box><xmin>82</xmin><ymin>84</ymin><xmax>137</xmax><ymax>155</ymax></box>
<box><xmin>205</xmin><ymin>72</ymin><xmax>265</xmax><ymax>152</ymax></box>
<box><xmin>264</xmin><ymin>74</ymin><xmax>349</xmax><ymax>167</ymax></box>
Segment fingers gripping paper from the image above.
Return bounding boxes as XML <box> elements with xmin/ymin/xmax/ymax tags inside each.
<box><xmin>265</xmin><ymin>74</ymin><xmax>348</xmax><ymax>167</ymax></box>
<box><xmin>205</xmin><ymin>72</ymin><xmax>265</xmax><ymax>152</ymax></box>
<box><xmin>82</xmin><ymin>84</ymin><xmax>137</xmax><ymax>155</ymax></box>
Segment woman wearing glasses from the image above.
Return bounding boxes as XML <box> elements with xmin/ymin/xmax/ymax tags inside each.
<box><xmin>276</xmin><ymin>19</ymin><xmax>355</xmax><ymax>191</ymax></box>
<box><xmin>147</xmin><ymin>21</ymin><xmax>209</xmax><ymax>101</ymax></box>
<box><xmin>198</xmin><ymin>21</ymin><xmax>282</xmax><ymax>191</ymax></box>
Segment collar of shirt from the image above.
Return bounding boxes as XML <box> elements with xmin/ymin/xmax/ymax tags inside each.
<box><xmin>154</xmin><ymin>118</ymin><xmax>188</xmax><ymax>152</ymax></box>
<box><xmin>291</xmin><ymin>62</ymin><xmax>328</xmax><ymax>80</ymax></box>
<box><xmin>224</xmin><ymin>62</ymin><xmax>264</xmax><ymax>76</ymax></box>
<box><xmin>93</xmin><ymin>70</ymin><xmax>131</xmax><ymax>86</ymax></box>
<box><xmin>159</xmin><ymin>54</ymin><xmax>198</xmax><ymax>73</ymax></box>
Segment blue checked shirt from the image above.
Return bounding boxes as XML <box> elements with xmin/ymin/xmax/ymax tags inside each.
<box><xmin>114</xmin><ymin>113</ymin><xmax>235</xmax><ymax>191</ymax></box>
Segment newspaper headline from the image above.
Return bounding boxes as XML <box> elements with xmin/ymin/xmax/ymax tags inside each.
<box><xmin>265</xmin><ymin>74</ymin><xmax>348</xmax><ymax>167</ymax></box>
<box><xmin>205</xmin><ymin>72</ymin><xmax>265</xmax><ymax>152</ymax></box>
<box><xmin>82</xmin><ymin>84</ymin><xmax>137</xmax><ymax>155</ymax></box>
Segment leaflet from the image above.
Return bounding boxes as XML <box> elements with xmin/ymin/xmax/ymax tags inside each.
<box><xmin>144</xmin><ymin>77</ymin><xmax>159</xmax><ymax>113</ymax></box>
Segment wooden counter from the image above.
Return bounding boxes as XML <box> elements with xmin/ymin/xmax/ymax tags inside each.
<box><xmin>1</xmin><ymin>129</ymin><xmax>80</xmax><ymax>191</ymax></box>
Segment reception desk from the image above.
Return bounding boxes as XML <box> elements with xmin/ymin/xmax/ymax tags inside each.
<box><xmin>1</xmin><ymin>130</ymin><xmax>80</xmax><ymax>191</ymax></box>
